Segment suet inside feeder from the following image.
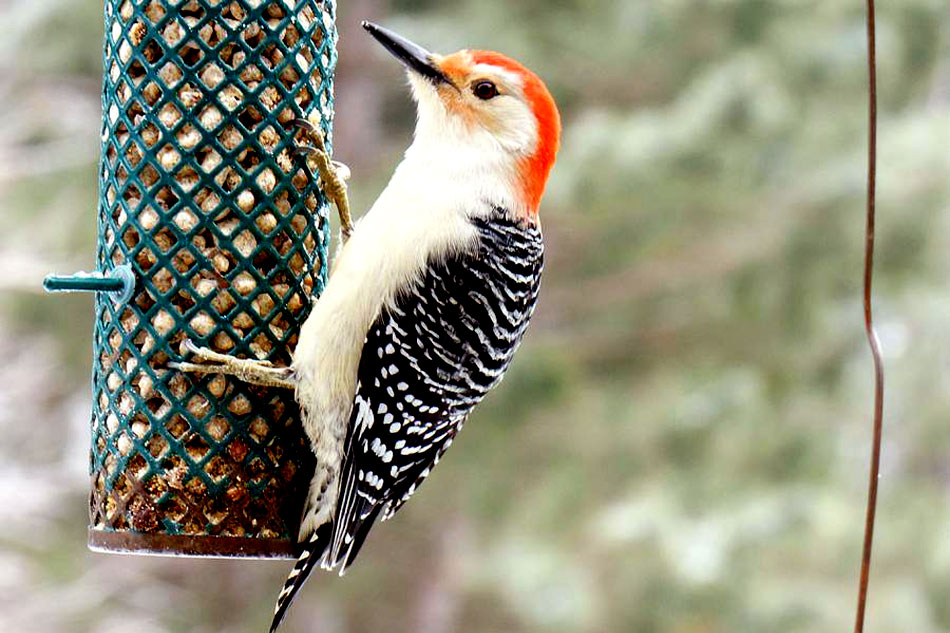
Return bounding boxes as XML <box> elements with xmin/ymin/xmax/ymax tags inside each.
<box><xmin>46</xmin><ymin>0</ymin><xmax>339</xmax><ymax>558</ymax></box>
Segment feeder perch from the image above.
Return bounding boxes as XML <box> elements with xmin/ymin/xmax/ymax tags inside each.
<box><xmin>45</xmin><ymin>0</ymin><xmax>338</xmax><ymax>557</ymax></box>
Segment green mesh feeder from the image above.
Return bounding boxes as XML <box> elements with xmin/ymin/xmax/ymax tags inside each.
<box><xmin>44</xmin><ymin>0</ymin><xmax>338</xmax><ymax>557</ymax></box>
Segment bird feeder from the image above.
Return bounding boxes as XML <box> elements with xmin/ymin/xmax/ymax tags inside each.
<box><xmin>44</xmin><ymin>0</ymin><xmax>338</xmax><ymax>557</ymax></box>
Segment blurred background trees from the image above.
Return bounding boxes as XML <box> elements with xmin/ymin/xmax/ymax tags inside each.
<box><xmin>2</xmin><ymin>0</ymin><xmax>949</xmax><ymax>631</ymax></box>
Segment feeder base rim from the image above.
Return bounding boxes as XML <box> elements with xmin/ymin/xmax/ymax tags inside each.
<box><xmin>88</xmin><ymin>529</ymin><xmax>296</xmax><ymax>559</ymax></box>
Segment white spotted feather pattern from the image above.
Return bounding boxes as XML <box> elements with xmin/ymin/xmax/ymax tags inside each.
<box><xmin>325</xmin><ymin>207</ymin><xmax>544</xmax><ymax>570</ymax></box>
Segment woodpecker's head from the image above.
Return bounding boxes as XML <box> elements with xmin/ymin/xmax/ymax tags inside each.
<box><xmin>363</xmin><ymin>21</ymin><xmax>560</xmax><ymax>216</ymax></box>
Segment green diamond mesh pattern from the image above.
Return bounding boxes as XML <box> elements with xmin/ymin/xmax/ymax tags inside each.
<box><xmin>90</xmin><ymin>0</ymin><xmax>336</xmax><ymax>557</ymax></box>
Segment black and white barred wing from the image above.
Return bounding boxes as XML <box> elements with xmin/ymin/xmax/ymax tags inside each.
<box><xmin>326</xmin><ymin>214</ymin><xmax>544</xmax><ymax>571</ymax></box>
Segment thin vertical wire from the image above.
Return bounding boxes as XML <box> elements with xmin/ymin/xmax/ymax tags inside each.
<box><xmin>853</xmin><ymin>0</ymin><xmax>883</xmax><ymax>631</ymax></box>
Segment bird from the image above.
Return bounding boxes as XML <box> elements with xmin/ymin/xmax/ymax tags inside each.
<box><xmin>173</xmin><ymin>20</ymin><xmax>560</xmax><ymax>632</ymax></box>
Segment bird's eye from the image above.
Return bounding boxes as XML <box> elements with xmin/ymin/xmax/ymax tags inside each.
<box><xmin>472</xmin><ymin>80</ymin><xmax>499</xmax><ymax>100</ymax></box>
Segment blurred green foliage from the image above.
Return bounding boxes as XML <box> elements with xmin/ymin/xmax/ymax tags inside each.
<box><xmin>2</xmin><ymin>0</ymin><xmax>949</xmax><ymax>632</ymax></box>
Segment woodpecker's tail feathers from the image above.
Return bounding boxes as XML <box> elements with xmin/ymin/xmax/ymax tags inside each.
<box><xmin>269</xmin><ymin>522</ymin><xmax>332</xmax><ymax>633</ymax></box>
<box><xmin>336</xmin><ymin>502</ymin><xmax>384</xmax><ymax>575</ymax></box>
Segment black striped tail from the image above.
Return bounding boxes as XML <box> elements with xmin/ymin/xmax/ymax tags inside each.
<box><xmin>269</xmin><ymin>523</ymin><xmax>332</xmax><ymax>633</ymax></box>
<box><xmin>333</xmin><ymin>502</ymin><xmax>383</xmax><ymax>575</ymax></box>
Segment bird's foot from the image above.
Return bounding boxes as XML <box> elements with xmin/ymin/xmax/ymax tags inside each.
<box><xmin>292</xmin><ymin>118</ymin><xmax>353</xmax><ymax>242</ymax></box>
<box><xmin>169</xmin><ymin>339</ymin><xmax>297</xmax><ymax>390</ymax></box>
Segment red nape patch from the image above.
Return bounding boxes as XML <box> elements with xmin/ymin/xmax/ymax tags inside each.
<box><xmin>469</xmin><ymin>51</ymin><xmax>561</xmax><ymax>216</ymax></box>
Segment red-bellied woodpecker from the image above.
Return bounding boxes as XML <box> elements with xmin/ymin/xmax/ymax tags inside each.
<box><xmin>174</xmin><ymin>21</ymin><xmax>560</xmax><ymax>632</ymax></box>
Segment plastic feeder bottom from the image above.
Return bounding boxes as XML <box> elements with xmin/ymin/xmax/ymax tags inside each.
<box><xmin>88</xmin><ymin>529</ymin><xmax>295</xmax><ymax>558</ymax></box>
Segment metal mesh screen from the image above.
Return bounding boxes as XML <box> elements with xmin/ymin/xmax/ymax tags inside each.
<box><xmin>89</xmin><ymin>0</ymin><xmax>336</xmax><ymax>557</ymax></box>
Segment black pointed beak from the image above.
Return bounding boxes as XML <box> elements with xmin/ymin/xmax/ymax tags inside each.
<box><xmin>362</xmin><ymin>21</ymin><xmax>449</xmax><ymax>85</ymax></box>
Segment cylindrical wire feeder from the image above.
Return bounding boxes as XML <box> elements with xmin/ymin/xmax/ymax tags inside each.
<box><xmin>68</xmin><ymin>0</ymin><xmax>338</xmax><ymax>557</ymax></box>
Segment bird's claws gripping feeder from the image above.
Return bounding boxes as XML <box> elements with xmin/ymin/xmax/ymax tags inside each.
<box><xmin>44</xmin><ymin>0</ymin><xmax>338</xmax><ymax>558</ymax></box>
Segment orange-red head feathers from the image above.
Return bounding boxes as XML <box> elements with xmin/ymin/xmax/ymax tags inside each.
<box><xmin>465</xmin><ymin>51</ymin><xmax>560</xmax><ymax>215</ymax></box>
<box><xmin>363</xmin><ymin>22</ymin><xmax>561</xmax><ymax>218</ymax></box>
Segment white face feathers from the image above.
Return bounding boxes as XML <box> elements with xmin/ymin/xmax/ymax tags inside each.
<box><xmin>407</xmin><ymin>61</ymin><xmax>540</xmax><ymax>159</ymax></box>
